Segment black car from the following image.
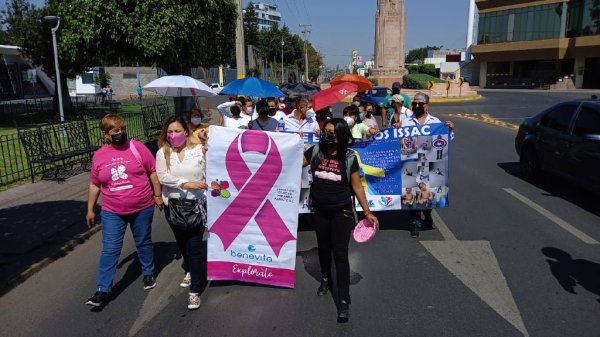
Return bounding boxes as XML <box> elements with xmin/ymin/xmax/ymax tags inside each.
<box><xmin>515</xmin><ymin>99</ymin><xmax>600</xmax><ymax>191</ymax></box>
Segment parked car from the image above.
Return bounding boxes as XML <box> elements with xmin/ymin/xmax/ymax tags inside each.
<box><xmin>210</xmin><ymin>83</ymin><xmax>223</xmax><ymax>94</ymax></box>
<box><xmin>515</xmin><ymin>99</ymin><xmax>600</xmax><ymax>191</ymax></box>
<box><xmin>357</xmin><ymin>86</ymin><xmax>391</xmax><ymax>109</ymax></box>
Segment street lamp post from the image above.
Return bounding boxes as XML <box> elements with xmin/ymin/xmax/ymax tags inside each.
<box><xmin>44</xmin><ymin>15</ymin><xmax>64</xmax><ymax>123</ymax></box>
<box><xmin>281</xmin><ymin>40</ymin><xmax>285</xmax><ymax>84</ymax></box>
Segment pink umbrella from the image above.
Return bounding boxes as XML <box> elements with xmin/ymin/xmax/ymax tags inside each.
<box><xmin>311</xmin><ymin>82</ymin><xmax>358</xmax><ymax>111</ymax></box>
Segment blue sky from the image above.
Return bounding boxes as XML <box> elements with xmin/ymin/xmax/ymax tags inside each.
<box><xmin>266</xmin><ymin>0</ymin><xmax>470</xmax><ymax>68</ymax></box>
<box><xmin>25</xmin><ymin>0</ymin><xmax>470</xmax><ymax>68</ymax></box>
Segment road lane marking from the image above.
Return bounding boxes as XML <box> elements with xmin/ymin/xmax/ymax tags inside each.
<box><xmin>423</xmin><ymin>211</ymin><xmax>530</xmax><ymax>337</ymax></box>
<box><xmin>431</xmin><ymin>210</ymin><xmax>456</xmax><ymax>241</ymax></box>
<box><xmin>446</xmin><ymin>113</ymin><xmax>519</xmax><ymax>131</ymax></box>
<box><xmin>503</xmin><ymin>188</ymin><xmax>599</xmax><ymax>245</ymax></box>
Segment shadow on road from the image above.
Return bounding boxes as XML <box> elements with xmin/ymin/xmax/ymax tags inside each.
<box><xmin>542</xmin><ymin>247</ymin><xmax>600</xmax><ymax>304</ymax></box>
<box><xmin>91</xmin><ymin>241</ymin><xmax>181</xmax><ymax>311</ymax></box>
<box><xmin>0</xmin><ymin>200</ymin><xmax>92</xmax><ymax>296</ymax></box>
<box><xmin>497</xmin><ymin>162</ymin><xmax>600</xmax><ymax>217</ymax></box>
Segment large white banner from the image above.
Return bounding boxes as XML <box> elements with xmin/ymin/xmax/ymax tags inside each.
<box><xmin>206</xmin><ymin>126</ymin><xmax>303</xmax><ymax>288</ymax></box>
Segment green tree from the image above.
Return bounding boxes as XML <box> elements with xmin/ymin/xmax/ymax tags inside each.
<box><xmin>21</xmin><ymin>0</ymin><xmax>238</xmax><ymax>76</ymax></box>
<box><xmin>243</xmin><ymin>1</ymin><xmax>259</xmax><ymax>47</ymax></box>
<box><xmin>405</xmin><ymin>45</ymin><xmax>442</xmax><ymax>64</ymax></box>
<box><xmin>0</xmin><ymin>0</ymin><xmax>38</xmax><ymax>46</ymax></box>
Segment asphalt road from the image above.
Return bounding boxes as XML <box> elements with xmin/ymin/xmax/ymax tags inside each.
<box><xmin>1</xmin><ymin>90</ymin><xmax>599</xmax><ymax>337</ymax></box>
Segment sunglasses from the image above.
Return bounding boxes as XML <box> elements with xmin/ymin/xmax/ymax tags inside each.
<box><xmin>412</xmin><ymin>102</ymin><xmax>426</xmax><ymax>107</ymax></box>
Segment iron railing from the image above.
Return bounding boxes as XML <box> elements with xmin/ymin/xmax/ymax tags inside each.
<box><xmin>0</xmin><ymin>106</ymin><xmax>172</xmax><ymax>189</ymax></box>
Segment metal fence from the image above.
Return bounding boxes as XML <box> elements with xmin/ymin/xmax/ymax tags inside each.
<box><xmin>0</xmin><ymin>109</ymin><xmax>167</xmax><ymax>189</ymax></box>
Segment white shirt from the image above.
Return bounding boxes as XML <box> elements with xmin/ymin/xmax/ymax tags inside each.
<box><xmin>252</xmin><ymin>109</ymin><xmax>286</xmax><ymax>121</ymax></box>
<box><xmin>223</xmin><ymin>115</ymin><xmax>250</xmax><ymax>129</ymax></box>
<box><xmin>402</xmin><ymin>112</ymin><xmax>454</xmax><ymax>139</ymax></box>
<box><xmin>218</xmin><ymin>101</ymin><xmax>251</xmax><ymax>128</ymax></box>
<box><xmin>156</xmin><ymin>145</ymin><xmax>206</xmax><ymax>205</ymax></box>
<box><xmin>283</xmin><ymin>112</ymin><xmax>320</xmax><ymax>133</ymax></box>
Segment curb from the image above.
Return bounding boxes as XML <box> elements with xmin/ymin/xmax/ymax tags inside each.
<box><xmin>340</xmin><ymin>95</ymin><xmax>483</xmax><ymax>105</ymax></box>
<box><xmin>430</xmin><ymin>95</ymin><xmax>483</xmax><ymax>103</ymax></box>
<box><xmin>0</xmin><ymin>224</ymin><xmax>102</xmax><ymax>297</ymax></box>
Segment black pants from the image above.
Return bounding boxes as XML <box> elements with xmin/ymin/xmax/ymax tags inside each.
<box><xmin>165</xmin><ymin>208</ymin><xmax>205</xmax><ymax>293</ymax></box>
<box><xmin>312</xmin><ymin>208</ymin><xmax>354</xmax><ymax>303</ymax></box>
<box><xmin>409</xmin><ymin>209</ymin><xmax>432</xmax><ymax>222</ymax></box>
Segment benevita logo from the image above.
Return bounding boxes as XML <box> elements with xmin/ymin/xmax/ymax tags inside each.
<box><xmin>379</xmin><ymin>196</ymin><xmax>392</xmax><ymax>207</ymax></box>
<box><xmin>231</xmin><ymin>247</ymin><xmax>273</xmax><ymax>262</ymax></box>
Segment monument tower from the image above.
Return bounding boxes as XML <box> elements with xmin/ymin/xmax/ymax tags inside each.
<box><xmin>372</xmin><ymin>0</ymin><xmax>408</xmax><ymax>88</ymax></box>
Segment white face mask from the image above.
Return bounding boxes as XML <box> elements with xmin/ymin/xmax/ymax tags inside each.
<box><xmin>344</xmin><ymin>116</ymin><xmax>355</xmax><ymax>127</ymax></box>
<box><xmin>190</xmin><ymin>117</ymin><xmax>202</xmax><ymax>126</ymax></box>
<box><xmin>245</xmin><ymin>107</ymin><xmax>253</xmax><ymax>114</ymax></box>
<box><xmin>306</xmin><ymin>109</ymin><xmax>315</xmax><ymax>119</ymax></box>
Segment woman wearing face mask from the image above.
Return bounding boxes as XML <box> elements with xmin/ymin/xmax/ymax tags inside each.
<box><xmin>348</xmin><ymin>108</ymin><xmax>375</xmax><ymax>140</ymax></box>
<box><xmin>302</xmin><ymin>118</ymin><xmax>379</xmax><ymax>323</ymax></box>
<box><xmin>156</xmin><ymin>115</ymin><xmax>208</xmax><ymax>310</ymax></box>
<box><xmin>363</xmin><ymin>103</ymin><xmax>379</xmax><ymax>131</ymax></box>
<box><xmin>187</xmin><ymin>108</ymin><xmax>206</xmax><ymax>145</ymax></box>
<box><xmin>243</xmin><ymin>98</ymin><xmax>254</xmax><ymax>118</ymax></box>
<box><xmin>249</xmin><ymin>99</ymin><xmax>278</xmax><ymax>131</ymax></box>
<box><xmin>85</xmin><ymin>114</ymin><xmax>163</xmax><ymax>308</ymax></box>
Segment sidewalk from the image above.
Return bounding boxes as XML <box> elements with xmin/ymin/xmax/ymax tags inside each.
<box><xmin>0</xmin><ymin>172</ymin><xmax>96</xmax><ymax>295</ymax></box>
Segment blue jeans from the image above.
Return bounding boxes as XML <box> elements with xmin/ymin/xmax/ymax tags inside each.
<box><xmin>96</xmin><ymin>206</ymin><xmax>155</xmax><ymax>292</ymax></box>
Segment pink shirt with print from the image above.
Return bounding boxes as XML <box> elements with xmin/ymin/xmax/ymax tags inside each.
<box><xmin>90</xmin><ymin>140</ymin><xmax>155</xmax><ymax>214</ymax></box>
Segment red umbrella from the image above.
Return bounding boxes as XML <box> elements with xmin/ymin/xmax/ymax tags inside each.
<box><xmin>330</xmin><ymin>74</ymin><xmax>373</xmax><ymax>92</ymax></box>
<box><xmin>311</xmin><ymin>82</ymin><xmax>358</xmax><ymax>111</ymax></box>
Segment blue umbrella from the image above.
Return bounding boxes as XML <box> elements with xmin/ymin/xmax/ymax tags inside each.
<box><xmin>220</xmin><ymin>77</ymin><xmax>284</xmax><ymax>98</ymax></box>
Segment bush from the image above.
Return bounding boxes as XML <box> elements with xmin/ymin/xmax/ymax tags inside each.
<box><xmin>406</xmin><ymin>64</ymin><xmax>437</xmax><ymax>77</ymax></box>
<box><xmin>368</xmin><ymin>77</ymin><xmax>378</xmax><ymax>86</ymax></box>
<box><xmin>402</xmin><ymin>74</ymin><xmax>444</xmax><ymax>89</ymax></box>
<box><xmin>421</xmin><ymin>64</ymin><xmax>437</xmax><ymax>76</ymax></box>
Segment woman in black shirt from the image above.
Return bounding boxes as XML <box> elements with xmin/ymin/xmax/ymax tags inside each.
<box><xmin>303</xmin><ymin>118</ymin><xmax>379</xmax><ymax>323</ymax></box>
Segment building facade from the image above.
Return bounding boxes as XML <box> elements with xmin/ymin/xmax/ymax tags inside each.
<box><xmin>472</xmin><ymin>0</ymin><xmax>600</xmax><ymax>89</ymax></box>
<box><xmin>246</xmin><ymin>2</ymin><xmax>282</xmax><ymax>30</ymax></box>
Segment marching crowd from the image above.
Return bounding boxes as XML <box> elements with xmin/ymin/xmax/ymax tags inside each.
<box><xmin>84</xmin><ymin>89</ymin><xmax>454</xmax><ymax>324</ymax></box>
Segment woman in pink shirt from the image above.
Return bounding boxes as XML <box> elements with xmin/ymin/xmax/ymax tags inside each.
<box><xmin>85</xmin><ymin>114</ymin><xmax>163</xmax><ymax>307</ymax></box>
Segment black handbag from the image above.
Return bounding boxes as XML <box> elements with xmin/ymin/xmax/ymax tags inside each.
<box><xmin>166</xmin><ymin>198</ymin><xmax>206</xmax><ymax>230</ymax></box>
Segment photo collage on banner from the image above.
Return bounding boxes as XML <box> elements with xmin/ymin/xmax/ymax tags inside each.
<box><xmin>300</xmin><ymin>124</ymin><xmax>450</xmax><ymax>212</ymax></box>
<box><xmin>399</xmin><ymin>125</ymin><xmax>450</xmax><ymax>210</ymax></box>
<box><xmin>206</xmin><ymin>126</ymin><xmax>303</xmax><ymax>288</ymax></box>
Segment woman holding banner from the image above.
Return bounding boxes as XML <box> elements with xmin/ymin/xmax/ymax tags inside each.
<box><xmin>156</xmin><ymin>116</ymin><xmax>208</xmax><ymax>310</ymax></box>
<box><xmin>303</xmin><ymin>118</ymin><xmax>379</xmax><ymax>323</ymax></box>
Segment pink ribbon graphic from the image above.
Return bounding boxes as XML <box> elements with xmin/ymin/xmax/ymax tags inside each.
<box><xmin>210</xmin><ymin>130</ymin><xmax>295</xmax><ymax>257</ymax></box>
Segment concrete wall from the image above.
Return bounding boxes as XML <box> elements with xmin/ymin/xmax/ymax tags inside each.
<box><xmin>103</xmin><ymin>67</ymin><xmax>159</xmax><ymax>99</ymax></box>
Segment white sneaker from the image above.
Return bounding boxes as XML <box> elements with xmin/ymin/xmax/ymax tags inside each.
<box><xmin>180</xmin><ymin>273</ymin><xmax>191</xmax><ymax>288</ymax></box>
<box><xmin>188</xmin><ymin>293</ymin><xmax>201</xmax><ymax>310</ymax></box>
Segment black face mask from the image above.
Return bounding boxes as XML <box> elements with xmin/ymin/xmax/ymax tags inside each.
<box><xmin>321</xmin><ymin>134</ymin><xmax>337</xmax><ymax>150</ymax></box>
<box><xmin>111</xmin><ymin>132</ymin><xmax>127</xmax><ymax>146</ymax></box>
<box><xmin>413</xmin><ymin>106</ymin><xmax>426</xmax><ymax>117</ymax></box>
<box><xmin>268</xmin><ymin>107</ymin><xmax>277</xmax><ymax>115</ymax></box>
<box><xmin>258</xmin><ymin>108</ymin><xmax>269</xmax><ymax>117</ymax></box>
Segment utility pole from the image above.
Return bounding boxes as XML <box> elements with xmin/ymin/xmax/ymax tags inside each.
<box><xmin>235</xmin><ymin>0</ymin><xmax>245</xmax><ymax>79</ymax></box>
<box><xmin>299</xmin><ymin>24</ymin><xmax>311</xmax><ymax>82</ymax></box>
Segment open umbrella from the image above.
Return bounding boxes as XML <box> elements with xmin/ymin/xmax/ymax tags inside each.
<box><xmin>280</xmin><ymin>82</ymin><xmax>321</xmax><ymax>98</ymax></box>
<box><xmin>143</xmin><ymin>75</ymin><xmax>216</xmax><ymax>97</ymax></box>
<box><xmin>220</xmin><ymin>77</ymin><xmax>284</xmax><ymax>98</ymax></box>
<box><xmin>311</xmin><ymin>82</ymin><xmax>358</xmax><ymax>111</ymax></box>
<box><xmin>330</xmin><ymin>74</ymin><xmax>373</xmax><ymax>92</ymax></box>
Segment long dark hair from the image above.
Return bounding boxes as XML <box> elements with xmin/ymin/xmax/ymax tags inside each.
<box><xmin>320</xmin><ymin>118</ymin><xmax>354</xmax><ymax>162</ymax></box>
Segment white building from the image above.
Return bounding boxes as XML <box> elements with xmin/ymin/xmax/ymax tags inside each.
<box><xmin>246</xmin><ymin>2</ymin><xmax>282</xmax><ymax>30</ymax></box>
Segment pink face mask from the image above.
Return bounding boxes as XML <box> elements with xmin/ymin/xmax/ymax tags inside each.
<box><xmin>167</xmin><ymin>132</ymin><xmax>187</xmax><ymax>147</ymax></box>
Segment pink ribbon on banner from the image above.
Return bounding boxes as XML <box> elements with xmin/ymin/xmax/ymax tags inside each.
<box><xmin>210</xmin><ymin>130</ymin><xmax>295</xmax><ymax>257</ymax></box>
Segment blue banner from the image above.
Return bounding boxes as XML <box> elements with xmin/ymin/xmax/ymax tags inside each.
<box><xmin>299</xmin><ymin>124</ymin><xmax>450</xmax><ymax>212</ymax></box>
